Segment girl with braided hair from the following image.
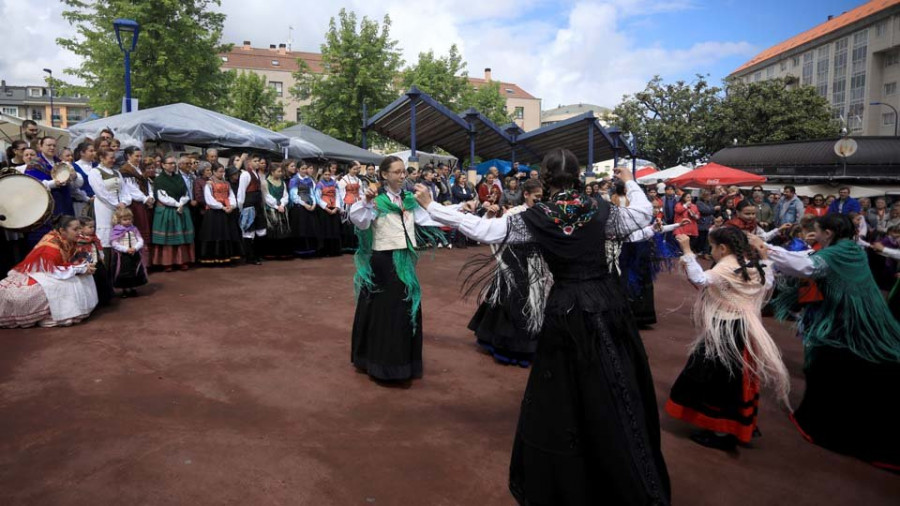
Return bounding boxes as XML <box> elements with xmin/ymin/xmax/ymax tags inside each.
<box><xmin>666</xmin><ymin>227</ymin><xmax>790</xmax><ymax>451</ymax></box>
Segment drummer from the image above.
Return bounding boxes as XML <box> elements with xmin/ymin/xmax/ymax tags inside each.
<box><xmin>23</xmin><ymin>137</ymin><xmax>80</xmax><ymax>247</ymax></box>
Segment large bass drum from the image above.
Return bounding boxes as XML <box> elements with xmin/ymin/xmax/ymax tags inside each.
<box><xmin>0</xmin><ymin>173</ymin><xmax>54</xmax><ymax>232</ymax></box>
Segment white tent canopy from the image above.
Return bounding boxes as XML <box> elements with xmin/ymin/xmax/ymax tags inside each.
<box><xmin>0</xmin><ymin>112</ymin><xmax>71</xmax><ymax>149</ymax></box>
<box><xmin>67</xmin><ymin>103</ymin><xmax>291</xmax><ymax>154</ymax></box>
<box><xmin>388</xmin><ymin>150</ymin><xmax>458</xmax><ymax>168</ymax></box>
<box><xmin>637</xmin><ymin>164</ymin><xmax>692</xmax><ymax>184</ymax></box>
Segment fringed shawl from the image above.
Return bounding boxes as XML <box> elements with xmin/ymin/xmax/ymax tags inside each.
<box><xmin>691</xmin><ymin>255</ymin><xmax>791</xmax><ymax>405</ymax></box>
<box><xmin>773</xmin><ymin>239</ymin><xmax>900</xmax><ymax>364</ymax></box>
<box><xmin>13</xmin><ymin>230</ymin><xmax>74</xmax><ymax>274</ymax></box>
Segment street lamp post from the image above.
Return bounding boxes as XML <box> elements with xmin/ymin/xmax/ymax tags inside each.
<box><xmin>42</xmin><ymin>68</ymin><xmax>53</xmax><ymax>126</ymax></box>
<box><xmin>113</xmin><ymin>18</ymin><xmax>140</xmax><ymax>113</ymax></box>
<box><xmin>870</xmin><ymin>101</ymin><xmax>899</xmax><ymax>137</ymax></box>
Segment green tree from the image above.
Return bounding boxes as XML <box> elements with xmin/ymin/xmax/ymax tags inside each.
<box><xmin>291</xmin><ymin>9</ymin><xmax>403</xmax><ymax>145</ymax></box>
<box><xmin>613</xmin><ymin>75</ymin><xmax>722</xmax><ymax>168</ymax></box>
<box><xmin>57</xmin><ymin>0</ymin><xmax>231</xmax><ymax>114</ymax></box>
<box><xmin>459</xmin><ymin>80</ymin><xmax>511</xmax><ymax>125</ymax></box>
<box><xmin>716</xmin><ymin>77</ymin><xmax>839</xmax><ymax>147</ymax></box>
<box><xmin>400</xmin><ymin>45</ymin><xmax>470</xmax><ymax>110</ymax></box>
<box><xmin>224</xmin><ymin>71</ymin><xmax>283</xmax><ymax>129</ymax></box>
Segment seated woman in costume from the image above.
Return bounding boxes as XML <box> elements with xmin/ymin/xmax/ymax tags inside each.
<box><xmin>0</xmin><ymin>215</ymin><xmax>98</xmax><ymax>328</ymax></box>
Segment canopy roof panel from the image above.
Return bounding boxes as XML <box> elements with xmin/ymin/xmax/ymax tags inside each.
<box><xmin>515</xmin><ymin>112</ymin><xmax>631</xmax><ymax>166</ymax></box>
<box><xmin>280</xmin><ymin>123</ymin><xmax>382</xmax><ymax>164</ymax></box>
<box><xmin>68</xmin><ymin>103</ymin><xmax>290</xmax><ymax>153</ymax></box>
<box><xmin>366</xmin><ymin>88</ymin><xmax>472</xmax><ymax>158</ymax></box>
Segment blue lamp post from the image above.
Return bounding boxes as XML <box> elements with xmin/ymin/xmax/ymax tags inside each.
<box><xmin>113</xmin><ymin>18</ymin><xmax>140</xmax><ymax>113</ymax></box>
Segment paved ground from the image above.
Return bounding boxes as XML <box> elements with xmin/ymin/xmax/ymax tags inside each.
<box><xmin>1</xmin><ymin>247</ymin><xmax>897</xmax><ymax>505</ymax></box>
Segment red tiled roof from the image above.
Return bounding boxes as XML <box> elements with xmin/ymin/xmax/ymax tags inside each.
<box><xmin>731</xmin><ymin>0</ymin><xmax>900</xmax><ymax>75</ymax></box>
<box><xmin>220</xmin><ymin>46</ymin><xmax>324</xmax><ymax>73</ymax></box>
<box><xmin>467</xmin><ymin>77</ymin><xmax>537</xmax><ymax>100</ymax></box>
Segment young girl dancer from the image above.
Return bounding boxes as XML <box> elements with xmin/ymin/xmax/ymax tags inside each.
<box><xmin>260</xmin><ymin>163</ymin><xmax>292</xmax><ymax>259</ymax></box>
<box><xmin>347</xmin><ymin>156</ymin><xmax>444</xmax><ymax>382</ymax></box>
<box><xmin>315</xmin><ymin>170</ymin><xmax>343</xmax><ymax>256</ymax></box>
<box><xmin>666</xmin><ymin>228</ymin><xmax>789</xmax><ymax>451</ymax></box>
<box><xmin>761</xmin><ymin>214</ymin><xmax>900</xmax><ymax>470</ymax></box>
<box><xmin>108</xmin><ymin>208</ymin><xmax>148</xmax><ymax>298</ymax></box>
<box><xmin>339</xmin><ymin>162</ymin><xmax>363</xmax><ymax>251</ymax></box>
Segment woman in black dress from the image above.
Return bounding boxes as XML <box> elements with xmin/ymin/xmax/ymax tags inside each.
<box><xmin>418</xmin><ymin>149</ymin><xmax>670</xmax><ymax>505</ymax></box>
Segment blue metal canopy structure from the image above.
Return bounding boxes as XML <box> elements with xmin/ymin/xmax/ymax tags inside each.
<box><xmin>364</xmin><ymin>87</ymin><xmax>634</xmax><ymax>171</ymax></box>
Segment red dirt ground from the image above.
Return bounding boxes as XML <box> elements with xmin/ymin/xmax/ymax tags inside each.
<box><xmin>1</xmin><ymin>248</ymin><xmax>898</xmax><ymax>505</ymax></box>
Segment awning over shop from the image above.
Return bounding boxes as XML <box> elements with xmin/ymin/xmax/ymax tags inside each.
<box><xmin>710</xmin><ymin>137</ymin><xmax>900</xmax><ymax>182</ymax></box>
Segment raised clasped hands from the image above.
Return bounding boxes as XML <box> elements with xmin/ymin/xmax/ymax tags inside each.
<box><xmin>413</xmin><ymin>183</ymin><xmax>433</xmax><ymax>208</ymax></box>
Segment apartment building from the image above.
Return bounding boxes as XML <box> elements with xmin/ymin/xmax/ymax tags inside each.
<box><xmin>729</xmin><ymin>0</ymin><xmax>900</xmax><ymax>136</ymax></box>
<box><xmin>0</xmin><ymin>80</ymin><xmax>92</xmax><ymax>129</ymax></box>
<box><xmin>541</xmin><ymin>103</ymin><xmax>614</xmax><ymax>128</ymax></box>
<box><xmin>220</xmin><ymin>44</ymin><xmax>542</xmax><ymax>131</ymax></box>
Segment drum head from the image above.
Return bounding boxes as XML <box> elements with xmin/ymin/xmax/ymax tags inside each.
<box><xmin>0</xmin><ymin>174</ymin><xmax>53</xmax><ymax>231</ymax></box>
<box><xmin>53</xmin><ymin>165</ymin><xmax>72</xmax><ymax>185</ymax></box>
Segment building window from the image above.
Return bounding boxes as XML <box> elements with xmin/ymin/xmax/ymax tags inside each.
<box><xmin>271</xmin><ymin>60</ymin><xmax>280</xmax><ymax>66</ymax></box>
<box><xmin>792</xmin><ymin>56</ymin><xmax>800</xmax><ymax>67</ymax></box>
<box><xmin>29</xmin><ymin>88</ymin><xmax>42</xmax><ymax>97</ymax></box>
<box><xmin>885</xmin><ymin>82</ymin><xmax>898</xmax><ymax>96</ymax></box>
<box><xmin>801</xmin><ymin>51</ymin><xmax>814</xmax><ymax>86</ymax></box>
<box><xmin>832</xmin><ymin>105</ymin><xmax>844</xmax><ymax>121</ymax></box>
<box><xmin>848</xmin><ymin>102</ymin><xmax>865</xmax><ymax>132</ymax></box>
<box><xmin>514</xmin><ymin>106</ymin><xmax>524</xmax><ymax>120</ymax></box>
<box><xmin>1</xmin><ymin>106</ymin><xmax>18</xmax><ymax>116</ymax></box>
<box><xmin>269</xmin><ymin>81</ymin><xmax>283</xmax><ymax>96</ymax></box>
<box><xmin>780</xmin><ymin>61</ymin><xmax>787</xmax><ymax>71</ymax></box>
<box><xmin>296</xmin><ymin>109</ymin><xmax>302</xmax><ymax>123</ymax></box>
<box><xmin>886</xmin><ymin>51</ymin><xmax>900</xmax><ymax>67</ymax></box>
<box><xmin>766</xmin><ymin>66</ymin><xmax>775</xmax><ymax>78</ymax></box>
<box><xmin>754</xmin><ymin>71</ymin><xmax>762</xmax><ymax>82</ymax></box>
<box><xmin>31</xmin><ymin>110</ymin><xmax>42</xmax><ymax>120</ymax></box>
<box><xmin>505</xmin><ymin>88</ymin><xmax>514</xmax><ymax>94</ymax></box>
<box><xmin>876</xmin><ymin>20</ymin><xmax>888</xmax><ymax>38</ymax></box>
<box><xmin>816</xmin><ymin>46</ymin><xmax>830</xmax><ymax>97</ymax></box>
<box><xmin>883</xmin><ymin>111</ymin><xmax>897</xmax><ymax>126</ymax></box>
<box><xmin>276</xmin><ymin>114</ymin><xmax>284</xmax><ymax>122</ymax></box>
<box><xmin>221</xmin><ymin>56</ymin><xmax>229</xmax><ymax>62</ymax></box>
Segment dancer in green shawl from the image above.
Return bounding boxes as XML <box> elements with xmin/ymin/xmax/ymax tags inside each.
<box><xmin>756</xmin><ymin>214</ymin><xmax>900</xmax><ymax>470</ymax></box>
<box><xmin>347</xmin><ymin>156</ymin><xmax>445</xmax><ymax>382</ymax></box>
<box><xmin>151</xmin><ymin>156</ymin><xmax>195</xmax><ymax>271</ymax></box>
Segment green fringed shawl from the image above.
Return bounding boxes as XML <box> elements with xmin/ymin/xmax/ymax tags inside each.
<box><xmin>353</xmin><ymin>192</ymin><xmax>445</xmax><ymax>331</ymax></box>
<box><xmin>772</xmin><ymin>239</ymin><xmax>900</xmax><ymax>364</ymax></box>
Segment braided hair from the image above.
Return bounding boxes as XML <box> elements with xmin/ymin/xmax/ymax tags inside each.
<box><xmin>709</xmin><ymin>226</ymin><xmax>766</xmax><ymax>284</ymax></box>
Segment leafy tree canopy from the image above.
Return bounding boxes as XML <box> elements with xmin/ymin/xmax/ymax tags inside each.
<box><xmin>224</xmin><ymin>71</ymin><xmax>284</xmax><ymax>130</ymax></box>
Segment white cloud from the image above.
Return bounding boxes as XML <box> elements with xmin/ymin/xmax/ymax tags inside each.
<box><xmin>1</xmin><ymin>0</ymin><xmax>755</xmax><ymax>110</ymax></box>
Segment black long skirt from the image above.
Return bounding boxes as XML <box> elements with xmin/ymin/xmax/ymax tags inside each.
<box><xmin>791</xmin><ymin>345</ymin><xmax>900</xmax><ymax>470</ymax></box>
<box><xmin>620</xmin><ymin>242</ymin><xmax>657</xmax><ymax>326</ymax></box>
<box><xmin>316</xmin><ymin>208</ymin><xmax>342</xmax><ymax>256</ymax></box>
<box><xmin>351</xmin><ymin>250</ymin><xmax>423</xmax><ymax>381</ymax></box>
<box><xmin>341</xmin><ymin>221</ymin><xmax>359</xmax><ymax>251</ymax></box>
<box><xmin>508</xmin><ymin>279</ymin><xmax>671</xmax><ymax>505</ymax></box>
<box><xmin>289</xmin><ymin>205</ymin><xmax>320</xmax><ymax>256</ymax></box>
<box><xmin>468</xmin><ymin>301</ymin><xmax>537</xmax><ymax>365</ymax></box>
<box><xmin>665</xmin><ymin>332</ymin><xmax>760</xmax><ymax>443</ymax></box>
<box><xmin>198</xmin><ymin>209</ymin><xmax>244</xmax><ymax>265</ymax></box>
<box><xmin>259</xmin><ymin>208</ymin><xmax>293</xmax><ymax>258</ymax></box>
<box><xmin>93</xmin><ymin>259</ymin><xmax>113</xmax><ymax>306</ymax></box>
<box><xmin>109</xmin><ymin>250</ymin><xmax>148</xmax><ymax>289</ymax></box>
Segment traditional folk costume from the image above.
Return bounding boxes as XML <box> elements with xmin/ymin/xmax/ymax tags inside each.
<box><xmin>338</xmin><ymin>175</ymin><xmax>363</xmax><ymax>251</ymax></box>
<box><xmin>725</xmin><ymin>216</ymin><xmax>780</xmax><ymax>241</ymax></box>
<box><xmin>75</xmin><ymin>230</ymin><xmax>112</xmax><ymax>306</ymax></box>
<box><xmin>87</xmin><ymin>164</ymin><xmax>130</xmax><ymax>248</ymax></box>
<box><xmin>199</xmin><ymin>178</ymin><xmax>243</xmax><ymax>265</ymax></box>
<box><xmin>72</xmin><ymin>159</ymin><xmax>95</xmax><ymax>218</ymax></box>
<box><xmin>288</xmin><ymin>173</ymin><xmax>320</xmax><ymax>257</ymax></box>
<box><xmin>425</xmin><ymin>182</ymin><xmax>671</xmax><ymax>505</ymax></box>
<box><xmin>260</xmin><ymin>176</ymin><xmax>292</xmax><ymax>258</ymax></box>
<box><xmin>347</xmin><ymin>188</ymin><xmax>444</xmax><ymax>381</ymax></box>
<box><xmin>768</xmin><ymin>240</ymin><xmax>900</xmax><ymax>470</ymax></box>
<box><xmin>315</xmin><ymin>179</ymin><xmax>343</xmax><ymax>256</ymax></box>
<box><xmin>0</xmin><ymin>230</ymin><xmax>98</xmax><ymax>328</ymax></box>
<box><xmin>23</xmin><ymin>154</ymin><xmax>79</xmax><ymax>246</ymax></box>
<box><xmin>151</xmin><ymin>171</ymin><xmax>195</xmax><ymax>268</ymax></box>
<box><xmin>237</xmin><ymin>168</ymin><xmax>267</xmax><ymax>263</ymax></box>
<box><xmin>466</xmin><ymin>205</ymin><xmax>537</xmax><ymax>366</ymax></box>
<box><xmin>118</xmin><ymin>162</ymin><xmax>154</xmax><ymax>268</ymax></box>
<box><xmin>108</xmin><ymin>224</ymin><xmax>148</xmax><ymax>290</ymax></box>
<box><xmin>665</xmin><ymin>254</ymin><xmax>789</xmax><ymax>447</ymax></box>
<box><xmin>616</xmin><ymin>223</ymin><xmax>681</xmax><ymax>326</ymax></box>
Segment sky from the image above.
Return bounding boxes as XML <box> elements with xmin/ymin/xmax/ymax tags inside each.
<box><xmin>0</xmin><ymin>0</ymin><xmax>875</xmax><ymax>110</ymax></box>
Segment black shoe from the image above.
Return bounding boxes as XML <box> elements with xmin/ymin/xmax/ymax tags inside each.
<box><xmin>690</xmin><ymin>430</ymin><xmax>737</xmax><ymax>451</ymax></box>
<box><xmin>120</xmin><ymin>291</ymin><xmax>129</xmax><ymax>299</ymax></box>
<box><xmin>752</xmin><ymin>427</ymin><xmax>762</xmax><ymax>438</ymax></box>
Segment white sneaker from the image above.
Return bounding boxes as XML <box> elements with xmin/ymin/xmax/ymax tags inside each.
<box><xmin>448</xmin><ymin>244</ymin><xmax>453</xmax><ymax>249</ymax></box>
<box><xmin>438</xmin><ymin>243</ymin><xmax>444</xmax><ymax>248</ymax></box>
